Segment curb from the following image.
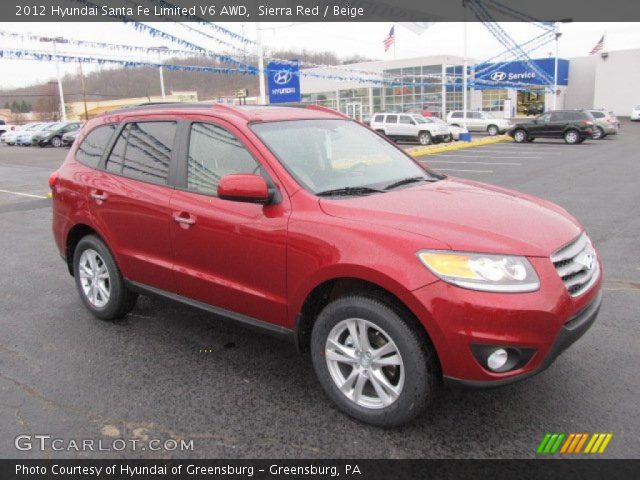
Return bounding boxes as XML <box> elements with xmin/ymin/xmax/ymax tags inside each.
<box><xmin>406</xmin><ymin>135</ymin><xmax>512</xmax><ymax>157</ymax></box>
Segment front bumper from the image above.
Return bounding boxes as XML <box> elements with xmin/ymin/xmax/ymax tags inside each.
<box><xmin>404</xmin><ymin>257</ymin><xmax>602</xmax><ymax>386</ymax></box>
<box><xmin>444</xmin><ymin>290</ymin><xmax>602</xmax><ymax>387</ymax></box>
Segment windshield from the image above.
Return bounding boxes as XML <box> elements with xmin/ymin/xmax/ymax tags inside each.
<box><xmin>411</xmin><ymin>116</ymin><xmax>427</xmax><ymax>124</ymax></box>
<box><xmin>45</xmin><ymin>123</ymin><xmax>64</xmax><ymax>131</ymax></box>
<box><xmin>251</xmin><ymin>119</ymin><xmax>439</xmax><ymax>195</ymax></box>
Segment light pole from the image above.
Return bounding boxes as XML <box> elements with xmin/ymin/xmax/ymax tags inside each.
<box><xmin>553</xmin><ymin>25</ymin><xmax>561</xmax><ymax>110</ymax></box>
<box><xmin>256</xmin><ymin>22</ymin><xmax>266</xmax><ymax>105</ymax></box>
<box><xmin>150</xmin><ymin>46</ymin><xmax>169</xmax><ymax>101</ymax></box>
<box><xmin>42</xmin><ymin>36</ymin><xmax>69</xmax><ymax>121</ymax></box>
<box><xmin>462</xmin><ymin>0</ymin><xmax>468</xmax><ymax>130</ymax></box>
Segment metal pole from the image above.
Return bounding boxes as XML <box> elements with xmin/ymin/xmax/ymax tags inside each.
<box><xmin>159</xmin><ymin>64</ymin><xmax>166</xmax><ymax>101</ymax></box>
<box><xmin>462</xmin><ymin>2</ymin><xmax>468</xmax><ymax>130</ymax></box>
<box><xmin>52</xmin><ymin>40</ymin><xmax>67</xmax><ymax>121</ymax></box>
<box><xmin>256</xmin><ymin>22</ymin><xmax>267</xmax><ymax>104</ymax></box>
<box><xmin>78</xmin><ymin>59</ymin><xmax>89</xmax><ymax>121</ymax></box>
<box><xmin>553</xmin><ymin>24</ymin><xmax>560</xmax><ymax>110</ymax></box>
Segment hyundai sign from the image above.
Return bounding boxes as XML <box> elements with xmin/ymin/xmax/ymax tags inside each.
<box><xmin>474</xmin><ymin>58</ymin><xmax>569</xmax><ymax>89</ymax></box>
<box><xmin>267</xmin><ymin>60</ymin><xmax>301</xmax><ymax>104</ymax></box>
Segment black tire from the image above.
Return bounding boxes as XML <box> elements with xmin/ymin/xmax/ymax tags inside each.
<box><xmin>51</xmin><ymin>136</ymin><xmax>62</xmax><ymax>147</ymax></box>
<box><xmin>592</xmin><ymin>126</ymin><xmax>605</xmax><ymax>140</ymax></box>
<box><xmin>73</xmin><ymin>234</ymin><xmax>138</xmax><ymax>321</ymax></box>
<box><xmin>513</xmin><ymin>129</ymin><xmax>527</xmax><ymax>143</ymax></box>
<box><xmin>310</xmin><ymin>295</ymin><xmax>438</xmax><ymax>427</ymax></box>
<box><xmin>487</xmin><ymin>124</ymin><xmax>499</xmax><ymax>136</ymax></box>
<box><xmin>418</xmin><ymin>131</ymin><xmax>432</xmax><ymax>145</ymax></box>
<box><xmin>444</xmin><ymin>134</ymin><xmax>453</xmax><ymax>143</ymax></box>
<box><xmin>526</xmin><ymin>137</ymin><xmax>535</xmax><ymax>142</ymax></box>
<box><xmin>375</xmin><ymin>129</ymin><xmax>386</xmax><ymax>136</ymax></box>
<box><xmin>564</xmin><ymin>129</ymin><xmax>580</xmax><ymax>144</ymax></box>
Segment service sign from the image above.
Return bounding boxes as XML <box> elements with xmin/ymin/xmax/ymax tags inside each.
<box><xmin>267</xmin><ymin>60</ymin><xmax>301</xmax><ymax>104</ymax></box>
<box><xmin>474</xmin><ymin>58</ymin><xmax>570</xmax><ymax>88</ymax></box>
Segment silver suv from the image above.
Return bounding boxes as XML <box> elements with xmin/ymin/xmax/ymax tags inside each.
<box><xmin>370</xmin><ymin>113</ymin><xmax>450</xmax><ymax>145</ymax></box>
<box><xmin>447</xmin><ymin>110</ymin><xmax>511</xmax><ymax>136</ymax></box>
<box><xmin>586</xmin><ymin>109</ymin><xmax>619</xmax><ymax>140</ymax></box>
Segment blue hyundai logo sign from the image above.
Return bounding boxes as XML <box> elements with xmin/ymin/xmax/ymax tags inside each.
<box><xmin>475</xmin><ymin>58</ymin><xmax>569</xmax><ymax>88</ymax></box>
<box><xmin>267</xmin><ymin>60</ymin><xmax>301</xmax><ymax>104</ymax></box>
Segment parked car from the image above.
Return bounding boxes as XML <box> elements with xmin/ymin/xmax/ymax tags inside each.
<box><xmin>0</xmin><ymin>121</ymin><xmax>20</xmax><ymax>136</ymax></box>
<box><xmin>631</xmin><ymin>105</ymin><xmax>640</xmax><ymax>121</ymax></box>
<box><xmin>0</xmin><ymin>131</ymin><xmax>8</xmax><ymax>144</ymax></box>
<box><xmin>51</xmin><ymin>103</ymin><xmax>602</xmax><ymax>427</ymax></box>
<box><xmin>2</xmin><ymin>124</ymin><xmax>36</xmax><ymax>145</ymax></box>
<box><xmin>586</xmin><ymin>109</ymin><xmax>619</xmax><ymax>140</ymax></box>
<box><xmin>426</xmin><ymin>116</ymin><xmax>468</xmax><ymax>141</ymax></box>
<box><xmin>33</xmin><ymin>122</ymin><xmax>82</xmax><ymax>147</ymax></box>
<box><xmin>62</xmin><ymin>128</ymin><xmax>82</xmax><ymax>147</ymax></box>
<box><xmin>370</xmin><ymin>112</ymin><xmax>449</xmax><ymax>145</ymax></box>
<box><xmin>16</xmin><ymin>122</ymin><xmax>55</xmax><ymax>146</ymax></box>
<box><xmin>523</xmin><ymin>104</ymin><xmax>544</xmax><ymax>116</ymax></box>
<box><xmin>509</xmin><ymin>110</ymin><xmax>595</xmax><ymax>144</ymax></box>
<box><xmin>446</xmin><ymin>110</ymin><xmax>511</xmax><ymax>135</ymax></box>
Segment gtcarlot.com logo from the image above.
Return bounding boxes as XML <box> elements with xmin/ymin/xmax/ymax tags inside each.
<box><xmin>537</xmin><ymin>432</ymin><xmax>613</xmax><ymax>455</ymax></box>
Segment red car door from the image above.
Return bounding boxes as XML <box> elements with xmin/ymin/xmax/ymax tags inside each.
<box><xmin>89</xmin><ymin>120</ymin><xmax>178</xmax><ymax>292</ymax></box>
<box><xmin>169</xmin><ymin>119</ymin><xmax>289</xmax><ymax>327</ymax></box>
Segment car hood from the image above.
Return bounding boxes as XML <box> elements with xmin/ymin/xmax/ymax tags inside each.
<box><xmin>319</xmin><ymin>178</ymin><xmax>582</xmax><ymax>257</ymax></box>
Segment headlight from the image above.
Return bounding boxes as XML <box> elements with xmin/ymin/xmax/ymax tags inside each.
<box><xmin>417</xmin><ymin>250</ymin><xmax>540</xmax><ymax>292</ymax></box>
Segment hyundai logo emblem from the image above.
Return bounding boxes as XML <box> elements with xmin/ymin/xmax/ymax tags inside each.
<box><xmin>273</xmin><ymin>70</ymin><xmax>293</xmax><ymax>85</ymax></box>
<box><xmin>490</xmin><ymin>71</ymin><xmax>507</xmax><ymax>81</ymax></box>
<box><xmin>577</xmin><ymin>252</ymin><xmax>596</xmax><ymax>270</ymax></box>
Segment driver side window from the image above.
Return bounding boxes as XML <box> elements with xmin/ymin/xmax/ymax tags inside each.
<box><xmin>187</xmin><ymin>123</ymin><xmax>259</xmax><ymax>195</ymax></box>
<box><xmin>539</xmin><ymin>113</ymin><xmax>552</xmax><ymax>123</ymax></box>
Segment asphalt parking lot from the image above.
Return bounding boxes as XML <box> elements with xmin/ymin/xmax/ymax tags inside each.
<box><xmin>1</xmin><ymin>122</ymin><xmax>639</xmax><ymax>459</ymax></box>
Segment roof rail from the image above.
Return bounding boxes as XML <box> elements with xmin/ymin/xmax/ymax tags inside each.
<box><xmin>210</xmin><ymin>103</ymin><xmax>251</xmax><ymax>119</ymax></box>
<box><xmin>304</xmin><ymin>104</ymin><xmax>349</xmax><ymax>119</ymax></box>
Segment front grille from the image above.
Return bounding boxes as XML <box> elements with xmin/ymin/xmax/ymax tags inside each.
<box><xmin>551</xmin><ymin>233</ymin><xmax>599</xmax><ymax>297</ymax></box>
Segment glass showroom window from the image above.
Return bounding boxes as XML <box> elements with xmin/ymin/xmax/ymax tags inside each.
<box><xmin>482</xmin><ymin>89</ymin><xmax>508</xmax><ymax>112</ymax></box>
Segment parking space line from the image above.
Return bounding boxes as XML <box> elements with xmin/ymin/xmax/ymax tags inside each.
<box><xmin>426</xmin><ymin>154</ymin><xmax>542</xmax><ymax>159</ymax></box>
<box><xmin>435</xmin><ymin>168</ymin><xmax>493</xmax><ymax>173</ymax></box>
<box><xmin>426</xmin><ymin>160</ymin><xmax>521</xmax><ymax>166</ymax></box>
<box><xmin>0</xmin><ymin>188</ymin><xmax>48</xmax><ymax>199</ymax></box>
<box><xmin>473</xmin><ymin>149</ymin><xmax>561</xmax><ymax>155</ymax></box>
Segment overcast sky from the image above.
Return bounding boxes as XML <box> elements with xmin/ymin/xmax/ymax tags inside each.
<box><xmin>1</xmin><ymin>21</ymin><xmax>639</xmax><ymax>89</ymax></box>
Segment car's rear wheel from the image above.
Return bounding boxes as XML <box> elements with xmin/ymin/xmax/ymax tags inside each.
<box><xmin>564</xmin><ymin>129</ymin><xmax>580</xmax><ymax>144</ymax></box>
<box><xmin>592</xmin><ymin>126</ymin><xmax>605</xmax><ymax>140</ymax></box>
<box><xmin>311</xmin><ymin>295</ymin><xmax>438</xmax><ymax>427</ymax></box>
<box><xmin>444</xmin><ymin>134</ymin><xmax>453</xmax><ymax>143</ymax></box>
<box><xmin>418</xmin><ymin>131</ymin><xmax>432</xmax><ymax>145</ymax></box>
<box><xmin>513</xmin><ymin>129</ymin><xmax>527</xmax><ymax>143</ymax></box>
<box><xmin>73</xmin><ymin>235</ymin><xmax>138</xmax><ymax>320</ymax></box>
<box><xmin>51</xmin><ymin>136</ymin><xmax>62</xmax><ymax>147</ymax></box>
<box><xmin>487</xmin><ymin>125</ymin><xmax>499</xmax><ymax>136</ymax></box>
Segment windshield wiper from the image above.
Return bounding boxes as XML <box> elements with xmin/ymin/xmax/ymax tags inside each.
<box><xmin>384</xmin><ymin>176</ymin><xmax>437</xmax><ymax>191</ymax></box>
<box><xmin>316</xmin><ymin>186</ymin><xmax>386</xmax><ymax>197</ymax></box>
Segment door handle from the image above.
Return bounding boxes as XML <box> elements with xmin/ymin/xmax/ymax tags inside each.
<box><xmin>90</xmin><ymin>191</ymin><xmax>107</xmax><ymax>202</ymax></box>
<box><xmin>173</xmin><ymin>212</ymin><xmax>196</xmax><ymax>227</ymax></box>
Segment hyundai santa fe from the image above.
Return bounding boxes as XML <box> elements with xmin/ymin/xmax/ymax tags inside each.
<box><xmin>51</xmin><ymin>103</ymin><xmax>602</xmax><ymax>426</ymax></box>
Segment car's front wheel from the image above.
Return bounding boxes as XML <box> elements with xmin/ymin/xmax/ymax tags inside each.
<box><xmin>311</xmin><ymin>295</ymin><xmax>438</xmax><ymax>427</ymax></box>
<box><xmin>51</xmin><ymin>136</ymin><xmax>62</xmax><ymax>147</ymax></box>
<box><xmin>418</xmin><ymin>131</ymin><xmax>432</xmax><ymax>145</ymax></box>
<box><xmin>487</xmin><ymin>125</ymin><xmax>499</xmax><ymax>136</ymax></box>
<box><xmin>73</xmin><ymin>235</ymin><xmax>138</xmax><ymax>320</ymax></box>
<box><xmin>513</xmin><ymin>129</ymin><xmax>527</xmax><ymax>143</ymax></box>
<box><xmin>592</xmin><ymin>127</ymin><xmax>605</xmax><ymax>140</ymax></box>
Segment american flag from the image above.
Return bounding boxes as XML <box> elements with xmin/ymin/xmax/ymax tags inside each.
<box><xmin>383</xmin><ymin>26</ymin><xmax>395</xmax><ymax>52</ymax></box>
<box><xmin>589</xmin><ymin>35</ymin><xmax>605</xmax><ymax>55</ymax></box>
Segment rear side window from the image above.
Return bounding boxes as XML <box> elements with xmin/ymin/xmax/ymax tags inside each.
<box><xmin>105</xmin><ymin>122</ymin><xmax>177</xmax><ymax>185</ymax></box>
<box><xmin>451</xmin><ymin>112</ymin><xmax>462</xmax><ymax>118</ymax></box>
<box><xmin>591</xmin><ymin>111</ymin><xmax>605</xmax><ymax>118</ymax></box>
<box><xmin>186</xmin><ymin>122</ymin><xmax>259</xmax><ymax>195</ymax></box>
<box><xmin>385</xmin><ymin>115</ymin><xmax>398</xmax><ymax>124</ymax></box>
<box><xmin>399</xmin><ymin>116</ymin><xmax>413</xmax><ymax>124</ymax></box>
<box><xmin>75</xmin><ymin>124</ymin><xmax>117</xmax><ymax>168</ymax></box>
<box><xmin>373</xmin><ymin>115</ymin><xmax>384</xmax><ymax>123</ymax></box>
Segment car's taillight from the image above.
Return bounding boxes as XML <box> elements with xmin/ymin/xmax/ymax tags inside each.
<box><xmin>48</xmin><ymin>171</ymin><xmax>59</xmax><ymax>190</ymax></box>
<box><xmin>581</xmin><ymin>120</ymin><xmax>593</xmax><ymax>126</ymax></box>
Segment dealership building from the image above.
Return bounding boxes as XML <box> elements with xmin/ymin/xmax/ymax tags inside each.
<box><xmin>299</xmin><ymin>49</ymin><xmax>640</xmax><ymax>119</ymax></box>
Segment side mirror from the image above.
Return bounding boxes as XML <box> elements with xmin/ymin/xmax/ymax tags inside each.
<box><xmin>217</xmin><ymin>174</ymin><xmax>273</xmax><ymax>205</ymax></box>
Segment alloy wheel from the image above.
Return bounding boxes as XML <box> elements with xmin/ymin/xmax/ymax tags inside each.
<box><xmin>419</xmin><ymin>132</ymin><xmax>431</xmax><ymax>145</ymax></box>
<box><xmin>52</xmin><ymin>137</ymin><xmax>62</xmax><ymax>147</ymax></box>
<box><xmin>78</xmin><ymin>249</ymin><xmax>111</xmax><ymax>308</ymax></box>
<box><xmin>565</xmin><ymin>130</ymin><xmax>579</xmax><ymax>144</ymax></box>
<box><xmin>325</xmin><ymin>318</ymin><xmax>405</xmax><ymax>409</ymax></box>
<box><xmin>514</xmin><ymin>130</ymin><xmax>526</xmax><ymax>143</ymax></box>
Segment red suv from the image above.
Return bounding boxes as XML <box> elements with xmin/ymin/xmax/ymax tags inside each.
<box><xmin>51</xmin><ymin>103</ymin><xmax>602</xmax><ymax>426</ymax></box>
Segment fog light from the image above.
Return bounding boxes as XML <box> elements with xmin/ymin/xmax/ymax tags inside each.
<box><xmin>487</xmin><ymin>348</ymin><xmax>509</xmax><ymax>371</ymax></box>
